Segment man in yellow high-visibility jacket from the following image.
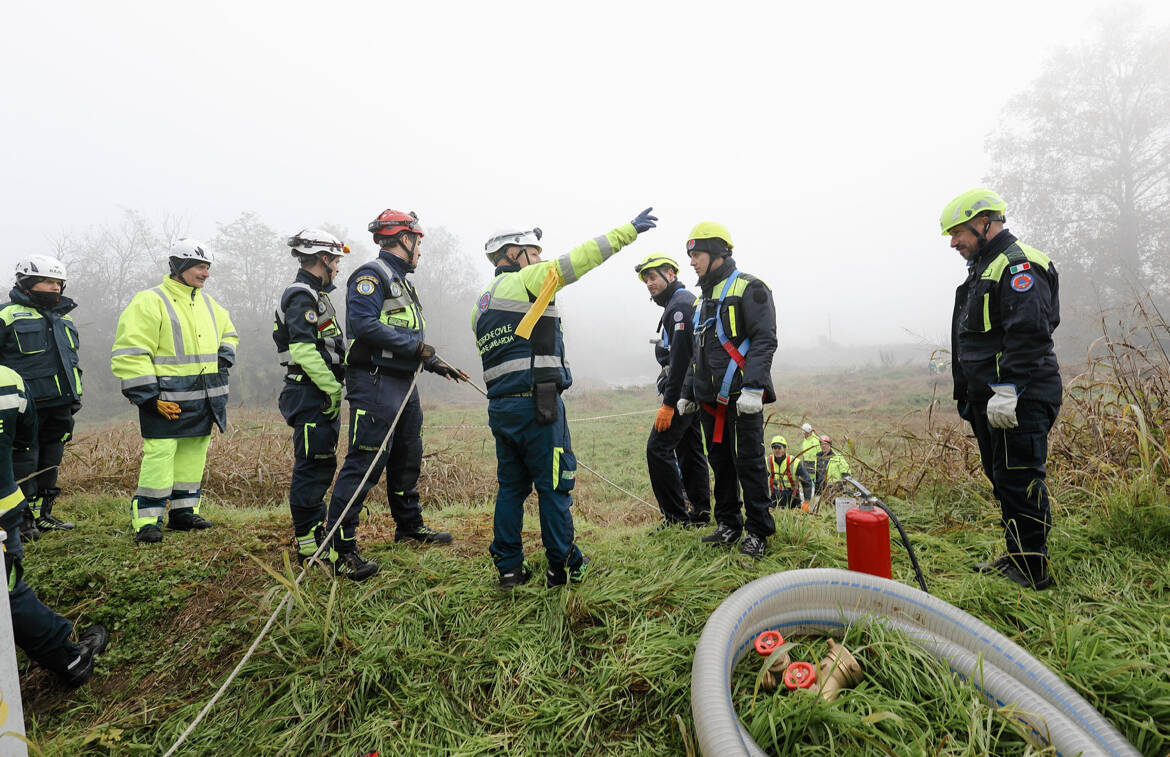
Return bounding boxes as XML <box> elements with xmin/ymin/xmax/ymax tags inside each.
<box><xmin>111</xmin><ymin>239</ymin><xmax>238</xmax><ymax>544</ymax></box>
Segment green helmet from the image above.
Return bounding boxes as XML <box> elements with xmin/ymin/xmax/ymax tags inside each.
<box><xmin>939</xmin><ymin>188</ymin><xmax>1007</xmax><ymax>235</ymax></box>
<box><xmin>770</xmin><ymin>435</ymin><xmax>787</xmax><ymax>448</ymax></box>
<box><xmin>634</xmin><ymin>253</ymin><xmax>680</xmax><ymax>281</ymax></box>
<box><xmin>686</xmin><ymin>221</ymin><xmax>734</xmax><ymax>256</ymax></box>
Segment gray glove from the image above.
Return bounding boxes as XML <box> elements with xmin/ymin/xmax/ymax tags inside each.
<box><xmin>676</xmin><ymin>398</ymin><xmax>698</xmax><ymax>416</ymax></box>
<box><xmin>987</xmin><ymin>384</ymin><xmax>1019</xmax><ymax>429</ymax></box>
<box><xmin>736</xmin><ymin>388</ymin><xmax>764</xmax><ymax>415</ymax></box>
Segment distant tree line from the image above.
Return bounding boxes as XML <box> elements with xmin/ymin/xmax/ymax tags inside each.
<box><xmin>50</xmin><ymin>210</ymin><xmax>484</xmax><ymax>419</ymax></box>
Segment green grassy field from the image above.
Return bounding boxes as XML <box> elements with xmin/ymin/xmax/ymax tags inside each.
<box><xmin>14</xmin><ymin>374</ymin><xmax>1170</xmax><ymax>756</ymax></box>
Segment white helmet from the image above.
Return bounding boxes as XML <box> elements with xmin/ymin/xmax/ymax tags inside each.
<box><xmin>168</xmin><ymin>238</ymin><xmax>211</xmax><ymax>276</ymax></box>
<box><xmin>288</xmin><ymin>228</ymin><xmax>348</xmax><ymax>258</ymax></box>
<box><xmin>15</xmin><ymin>255</ymin><xmax>68</xmax><ymax>285</ymax></box>
<box><xmin>484</xmin><ymin>227</ymin><xmax>542</xmax><ymax>263</ymax></box>
<box><xmin>801</xmin><ymin>423</ymin><xmax>813</xmax><ymax>434</ymax></box>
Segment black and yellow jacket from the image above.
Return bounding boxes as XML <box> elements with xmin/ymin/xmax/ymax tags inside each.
<box><xmin>0</xmin><ymin>288</ymin><xmax>82</xmax><ymax>409</ymax></box>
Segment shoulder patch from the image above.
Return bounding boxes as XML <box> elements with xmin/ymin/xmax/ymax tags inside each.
<box><xmin>305</xmin><ymin>310</ymin><xmax>318</xmax><ymax>323</ymax></box>
<box><xmin>672</xmin><ymin>310</ymin><xmax>683</xmax><ymax>322</ymax></box>
<box><xmin>478</xmin><ymin>292</ymin><xmax>491</xmax><ymax>311</ymax></box>
<box><xmin>355</xmin><ymin>276</ymin><xmax>378</xmax><ymax>296</ymax></box>
<box><xmin>1009</xmin><ymin>262</ymin><xmax>1031</xmax><ymax>275</ymax></box>
<box><xmin>1010</xmin><ymin>272</ymin><xmax>1034</xmax><ymax>292</ymax></box>
<box><xmin>389</xmin><ymin>281</ymin><xmax>402</xmax><ymax>298</ymax></box>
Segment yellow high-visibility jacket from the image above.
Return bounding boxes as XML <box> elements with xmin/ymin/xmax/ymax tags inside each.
<box><xmin>111</xmin><ymin>277</ymin><xmax>238</xmax><ymax>438</ymax></box>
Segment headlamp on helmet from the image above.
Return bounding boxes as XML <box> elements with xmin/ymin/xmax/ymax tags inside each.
<box><xmin>633</xmin><ymin>253</ymin><xmax>680</xmax><ymax>281</ymax></box>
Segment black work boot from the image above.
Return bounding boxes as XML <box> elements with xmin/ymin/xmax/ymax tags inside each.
<box><xmin>20</xmin><ymin>508</ymin><xmax>40</xmax><ymax>542</ymax></box>
<box><xmin>498</xmin><ymin>561</ymin><xmax>533</xmax><ymax>590</ymax></box>
<box><xmin>168</xmin><ymin>513</ymin><xmax>214</xmax><ymax>531</ymax></box>
<box><xmin>36</xmin><ymin>514</ymin><xmax>76</xmax><ymax>531</ymax></box>
<box><xmin>739</xmin><ymin>532</ymin><xmax>766</xmax><ymax>559</ymax></box>
<box><xmin>135</xmin><ymin>524</ymin><xmax>163</xmax><ymax>544</ymax></box>
<box><xmin>61</xmin><ymin>624</ymin><xmax>110</xmax><ymax>687</ymax></box>
<box><xmin>700</xmin><ymin>523</ymin><xmax>741</xmax><ymax>545</ymax></box>
<box><xmin>334</xmin><ymin>549</ymin><xmax>379</xmax><ymax>581</ymax></box>
<box><xmin>394</xmin><ymin>525</ymin><xmax>453</xmax><ymax>545</ymax></box>
<box><xmin>973</xmin><ymin>554</ymin><xmax>1011</xmax><ymax>574</ymax></box>
<box><xmin>37</xmin><ymin>488</ymin><xmax>74</xmax><ymax>530</ymax></box>
<box><xmin>547</xmin><ymin>555</ymin><xmax>591</xmax><ymax>588</ymax></box>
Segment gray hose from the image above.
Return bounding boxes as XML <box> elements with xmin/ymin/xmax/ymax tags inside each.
<box><xmin>691</xmin><ymin>568</ymin><xmax>1138</xmax><ymax>757</ymax></box>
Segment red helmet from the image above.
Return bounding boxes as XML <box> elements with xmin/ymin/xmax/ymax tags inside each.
<box><xmin>368</xmin><ymin>209</ymin><xmax>424</xmax><ymax>239</ymax></box>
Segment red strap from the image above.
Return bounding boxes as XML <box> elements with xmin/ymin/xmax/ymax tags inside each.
<box><xmin>701</xmin><ymin>402</ymin><xmax>727</xmax><ymax>444</ymax></box>
<box><xmin>721</xmin><ymin>340</ymin><xmax>746</xmax><ymax>368</ymax></box>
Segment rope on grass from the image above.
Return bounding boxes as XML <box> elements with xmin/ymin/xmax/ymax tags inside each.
<box><xmin>576</xmin><ymin>459</ymin><xmax>658</xmax><ymax>513</ymax></box>
<box><xmin>423</xmin><ymin>407</ymin><xmax>656</xmax><ymax>429</ymax></box>
<box><xmin>162</xmin><ymin>367</ymin><xmax>423</xmax><ymax>757</ymax></box>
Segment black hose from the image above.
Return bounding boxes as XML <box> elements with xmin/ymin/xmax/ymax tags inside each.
<box><xmin>841</xmin><ymin>476</ymin><xmax>930</xmax><ymax>594</ymax></box>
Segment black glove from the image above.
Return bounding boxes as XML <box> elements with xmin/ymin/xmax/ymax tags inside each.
<box><xmin>956</xmin><ymin>400</ymin><xmax>972</xmax><ymax>421</ymax></box>
<box><xmin>218</xmin><ymin>357</ymin><xmax>232</xmax><ymax>375</ymax></box>
<box><xmin>417</xmin><ymin>342</ymin><xmax>436</xmax><ymax>361</ymax></box>
<box><xmin>424</xmin><ymin>355</ymin><xmax>466</xmax><ymax>381</ymax></box>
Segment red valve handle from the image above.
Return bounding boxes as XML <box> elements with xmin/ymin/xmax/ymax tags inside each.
<box><xmin>753</xmin><ymin>630</ymin><xmax>784</xmax><ymax>656</ymax></box>
<box><xmin>783</xmin><ymin>661</ymin><xmax>817</xmax><ymax>690</ymax></box>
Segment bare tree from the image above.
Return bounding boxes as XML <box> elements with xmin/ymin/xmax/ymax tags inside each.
<box><xmin>987</xmin><ymin>8</ymin><xmax>1170</xmax><ymax>306</ymax></box>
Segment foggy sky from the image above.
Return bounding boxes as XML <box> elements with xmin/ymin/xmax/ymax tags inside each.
<box><xmin>4</xmin><ymin>0</ymin><xmax>1162</xmax><ymax>375</ymax></box>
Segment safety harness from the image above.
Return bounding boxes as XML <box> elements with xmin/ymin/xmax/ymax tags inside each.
<box><xmin>693</xmin><ymin>270</ymin><xmax>749</xmax><ymax>443</ymax></box>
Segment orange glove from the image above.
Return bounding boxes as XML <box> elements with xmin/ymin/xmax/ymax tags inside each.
<box><xmin>154</xmin><ymin>399</ymin><xmax>182</xmax><ymax>421</ymax></box>
<box><xmin>654</xmin><ymin>404</ymin><xmax>675</xmax><ymax>432</ymax></box>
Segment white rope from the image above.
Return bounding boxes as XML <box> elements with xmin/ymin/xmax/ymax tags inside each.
<box><xmin>162</xmin><ymin>367</ymin><xmax>422</xmax><ymax>757</ymax></box>
<box><xmin>576</xmin><ymin>459</ymin><xmax>658</xmax><ymax>512</ymax></box>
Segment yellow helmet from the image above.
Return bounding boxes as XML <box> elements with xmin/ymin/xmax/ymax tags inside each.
<box><xmin>634</xmin><ymin>253</ymin><xmax>680</xmax><ymax>281</ymax></box>
<box><xmin>939</xmin><ymin>188</ymin><xmax>1007</xmax><ymax>235</ymax></box>
<box><xmin>686</xmin><ymin>221</ymin><xmax>734</xmax><ymax>256</ymax></box>
<box><xmin>770</xmin><ymin>435</ymin><xmax>787</xmax><ymax>448</ymax></box>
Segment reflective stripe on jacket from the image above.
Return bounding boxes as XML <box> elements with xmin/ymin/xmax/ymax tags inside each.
<box><xmin>0</xmin><ymin>365</ymin><xmax>35</xmax><ymax>531</ymax></box>
<box><xmin>472</xmin><ymin>223</ymin><xmax>638</xmax><ymax>398</ymax></box>
<box><xmin>111</xmin><ymin>276</ymin><xmax>238</xmax><ymax>438</ymax></box>
<box><xmin>344</xmin><ymin>252</ymin><xmax>426</xmax><ymax>375</ymax></box>
<box><xmin>0</xmin><ymin>289</ymin><xmax>82</xmax><ymax>407</ymax></box>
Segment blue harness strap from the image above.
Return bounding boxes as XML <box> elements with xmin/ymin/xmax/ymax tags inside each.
<box><xmin>693</xmin><ymin>271</ymin><xmax>751</xmax><ymax>443</ymax></box>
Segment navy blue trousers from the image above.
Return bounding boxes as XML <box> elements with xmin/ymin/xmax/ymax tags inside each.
<box><xmin>699</xmin><ymin>403</ymin><xmax>775</xmax><ymax>539</ymax></box>
<box><xmin>327</xmin><ymin>370</ymin><xmax>424</xmax><ymax>551</ymax></box>
<box><xmin>279</xmin><ymin>381</ymin><xmax>339</xmax><ymax>536</ymax></box>
<box><xmin>4</xmin><ymin>526</ymin><xmax>79</xmax><ymax>676</ymax></box>
<box><xmin>646</xmin><ymin>412</ymin><xmax>710</xmax><ymax>523</ymax></box>
<box><xmin>969</xmin><ymin>398</ymin><xmax>1059</xmax><ymax>575</ymax></box>
<box><xmin>488</xmin><ymin>395</ymin><xmax>582</xmax><ymax>573</ymax></box>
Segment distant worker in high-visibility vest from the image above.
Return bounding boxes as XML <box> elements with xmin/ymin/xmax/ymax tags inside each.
<box><xmin>473</xmin><ymin>208</ymin><xmax>657</xmax><ymax>590</ymax></box>
<box><xmin>677</xmin><ymin>222</ymin><xmax>778</xmax><ymax>559</ymax></box>
<box><xmin>762</xmin><ymin>435</ymin><xmax>809</xmax><ymax>512</ymax></box>
<box><xmin>273</xmin><ymin>229</ymin><xmax>349</xmax><ymax>568</ymax></box>
<box><xmin>1</xmin><ymin>364</ymin><xmax>108</xmax><ymax>686</ymax></box>
<box><xmin>814</xmin><ymin>435</ymin><xmax>851</xmax><ymax>493</ymax></box>
<box><xmin>766</xmin><ymin>436</ymin><xmax>811</xmax><ymax>510</ymax></box>
<box><xmin>635</xmin><ymin>253</ymin><xmax>710</xmax><ymax>528</ymax></box>
<box><xmin>111</xmin><ymin>239</ymin><xmax>238</xmax><ymax>544</ymax></box>
<box><xmin>324</xmin><ymin>209</ymin><xmax>464</xmax><ymax>582</ymax></box>
<box><xmin>0</xmin><ymin>256</ymin><xmax>83</xmax><ymax>540</ymax></box>
<box><xmin>795</xmin><ymin>422</ymin><xmax>819</xmax><ymax>499</ymax></box>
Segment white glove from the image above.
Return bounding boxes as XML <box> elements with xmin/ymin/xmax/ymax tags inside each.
<box><xmin>736</xmin><ymin>388</ymin><xmax>764</xmax><ymax>415</ymax></box>
<box><xmin>677</xmin><ymin>398</ymin><xmax>698</xmax><ymax>416</ymax></box>
<box><xmin>987</xmin><ymin>384</ymin><xmax>1019</xmax><ymax>429</ymax></box>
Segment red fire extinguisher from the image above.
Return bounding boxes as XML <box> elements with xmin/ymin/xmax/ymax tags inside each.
<box><xmin>846</xmin><ymin>501</ymin><xmax>892</xmax><ymax>578</ymax></box>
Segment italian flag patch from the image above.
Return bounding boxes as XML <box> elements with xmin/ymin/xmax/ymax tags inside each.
<box><xmin>1009</xmin><ymin>262</ymin><xmax>1031</xmax><ymax>274</ymax></box>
